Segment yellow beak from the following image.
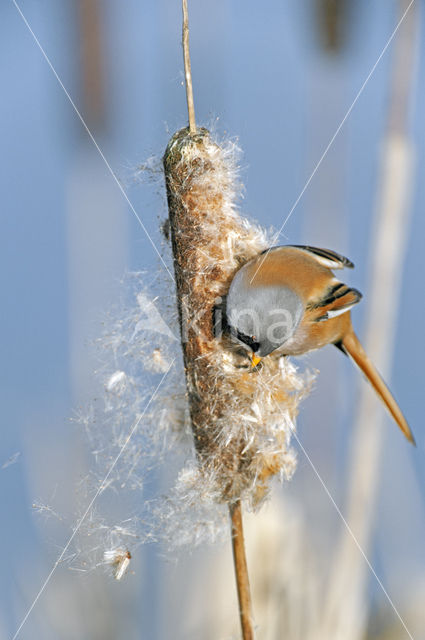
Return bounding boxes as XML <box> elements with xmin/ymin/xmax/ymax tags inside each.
<box><xmin>251</xmin><ymin>353</ymin><xmax>262</xmax><ymax>368</ymax></box>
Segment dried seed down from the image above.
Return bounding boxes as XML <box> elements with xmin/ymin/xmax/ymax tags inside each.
<box><xmin>163</xmin><ymin>128</ymin><xmax>310</xmax><ymax>505</ymax></box>
<box><xmin>104</xmin><ymin>548</ymin><xmax>132</xmax><ymax>581</ymax></box>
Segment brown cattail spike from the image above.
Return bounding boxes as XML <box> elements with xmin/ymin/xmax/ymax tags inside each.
<box><xmin>163</xmin><ymin>128</ymin><xmax>309</xmax><ymax>505</ymax></box>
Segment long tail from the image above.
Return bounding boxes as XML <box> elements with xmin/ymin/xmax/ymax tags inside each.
<box><xmin>339</xmin><ymin>328</ymin><xmax>415</xmax><ymax>445</ymax></box>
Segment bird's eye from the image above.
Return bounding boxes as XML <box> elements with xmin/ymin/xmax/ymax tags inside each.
<box><xmin>235</xmin><ymin>330</ymin><xmax>260</xmax><ymax>352</ymax></box>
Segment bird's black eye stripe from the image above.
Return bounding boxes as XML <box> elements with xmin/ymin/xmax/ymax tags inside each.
<box><xmin>235</xmin><ymin>330</ymin><xmax>260</xmax><ymax>352</ymax></box>
<box><xmin>212</xmin><ymin>298</ymin><xmax>260</xmax><ymax>351</ymax></box>
<box><xmin>213</xmin><ymin>296</ymin><xmax>229</xmax><ymax>337</ymax></box>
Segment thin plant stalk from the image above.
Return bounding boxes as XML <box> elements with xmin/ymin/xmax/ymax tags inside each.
<box><xmin>230</xmin><ymin>500</ymin><xmax>255</xmax><ymax>640</ymax></box>
<box><xmin>182</xmin><ymin>0</ymin><xmax>197</xmax><ymax>134</ymax></box>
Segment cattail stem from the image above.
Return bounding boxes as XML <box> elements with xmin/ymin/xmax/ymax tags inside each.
<box><xmin>230</xmin><ymin>500</ymin><xmax>255</xmax><ymax>640</ymax></box>
<box><xmin>182</xmin><ymin>0</ymin><xmax>197</xmax><ymax>135</ymax></box>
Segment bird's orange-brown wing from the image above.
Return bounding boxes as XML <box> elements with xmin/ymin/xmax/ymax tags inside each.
<box><xmin>306</xmin><ymin>283</ymin><xmax>363</xmax><ymax>323</ymax></box>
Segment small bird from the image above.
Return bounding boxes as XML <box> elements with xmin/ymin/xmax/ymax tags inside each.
<box><xmin>224</xmin><ymin>245</ymin><xmax>415</xmax><ymax>444</ymax></box>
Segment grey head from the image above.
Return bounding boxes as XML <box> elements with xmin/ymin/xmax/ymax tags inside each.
<box><xmin>226</xmin><ymin>267</ymin><xmax>303</xmax><ymax>357</ymax></box>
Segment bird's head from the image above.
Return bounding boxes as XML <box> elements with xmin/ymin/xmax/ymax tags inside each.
<box><xmin>224</xmin><ymin>265</ymin><xmax>303</xmax><ymax>366</ymax></box>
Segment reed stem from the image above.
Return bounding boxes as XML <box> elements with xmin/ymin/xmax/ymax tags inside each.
<box><xmin>230</xmin><ymin>500</ymin><xmax>255</xmax><ymax>640</ymax></box>
<box><xmin>182</xmin><ymin>0</ymin><xmax>196</xmax><ymax>135</ymax></box>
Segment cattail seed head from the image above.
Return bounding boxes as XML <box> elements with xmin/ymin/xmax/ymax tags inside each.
<box><xmin>164</xmin><ymin>128</ymin><xmax>310</xmax><ymax>506</ymax></box>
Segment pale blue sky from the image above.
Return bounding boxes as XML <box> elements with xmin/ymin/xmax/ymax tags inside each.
<box><xmin>1</xmin><ymin>2</ymin><xmax>424</xmax><ymax>638</ymax></box>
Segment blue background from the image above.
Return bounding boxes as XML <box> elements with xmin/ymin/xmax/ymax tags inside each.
<box><xmin>1</xmin><ymin>1</ymin><xmax>424</xmax><ymax>638</ymax></box>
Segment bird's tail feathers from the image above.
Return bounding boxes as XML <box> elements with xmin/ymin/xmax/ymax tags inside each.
<box><xmin>340</xmin><ymin>329</ymin><xmax>415</xmax><ymax>445</ymax></box>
